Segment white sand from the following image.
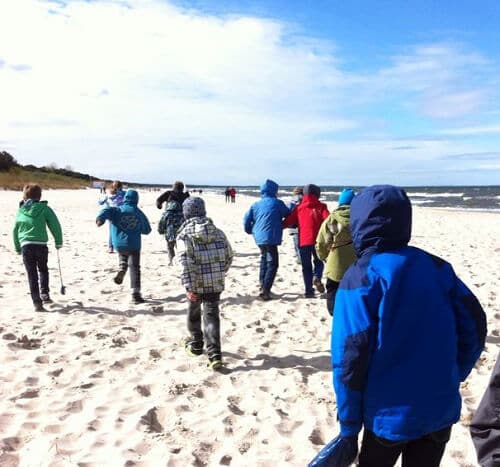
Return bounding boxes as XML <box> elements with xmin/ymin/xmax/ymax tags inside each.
<box><xmin>0</xmin><ymin>189</ymin><xmax>498</xmax><ymax>467</ymax></box>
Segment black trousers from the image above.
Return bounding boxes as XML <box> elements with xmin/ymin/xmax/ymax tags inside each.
<box><xmin>22</xmin><ymin>244</ymin><xmax>49</xmax><ymax>304</ymax></box>
<box><xmin>166</xmin><ymin>240</ymin><xmax>176</xmax><ymax>261</ymax></box>
<box><xmin>358</xmin><ymin>427</ymin><xmax>452</xmax><ymax>467</ymax></box>
<box><xmin>118</xmin><ymin>251</ymin><xmax>141</xmax><ymax>292</ymax></box>
<box><xmin>187</xmin><ymin>292</ymin><xmax>221</xmax><ymax>360</ymax></box>
<box><xmin>326</xmin><ymin>278</ymin><xmax>340</xmax><ymax>316</ymax></box>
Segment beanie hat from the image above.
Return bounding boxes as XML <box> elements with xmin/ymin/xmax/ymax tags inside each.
<box><xmin>182</xmin><ymin>197</ymin><xmax>206</xmax><ymax>218</ymax></box>
<box><xmin>303</xmin><ymin>184</ymin><xmax>321</xmax><ymax>198</ymax></box>
<box><xmin>338</xmin><ymin>188</ymin><xmax>355</xmax><ymax>206</ymax></box>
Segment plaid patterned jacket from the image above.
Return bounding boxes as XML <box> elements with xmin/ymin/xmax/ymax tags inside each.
<box><xmin>176</xmin><ymin>217</ymin><xmax>233</xmax><ymax>294</ymax></box>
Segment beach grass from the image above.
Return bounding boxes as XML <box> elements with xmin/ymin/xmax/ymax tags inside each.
<box><xmin>0</xmin><ymin>167</ymin><xmax>91</xmax><ymax>190</ymax></box>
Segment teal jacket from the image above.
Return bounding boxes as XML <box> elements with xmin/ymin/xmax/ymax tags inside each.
<box><xmin>13</xmin><ymin>200</ymin><xmax>63</xmax><ymax>253</ymax></box>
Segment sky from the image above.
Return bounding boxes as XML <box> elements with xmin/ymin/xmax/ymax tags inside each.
<box><xmin>1</xmin><ymin>0</ymin><xmax>500</xmax><ymax>185</ymax></box>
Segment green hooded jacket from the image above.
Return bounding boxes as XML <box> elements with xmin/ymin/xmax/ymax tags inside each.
<box><xmin>13</xmin><ymin>201</ymin><xmax>63</xmax><ymax>253</ymax></box>
<box><xmin>315</xmin><ymin>205</ymin><xmax>356</xmax><ymax>282</ymax></box>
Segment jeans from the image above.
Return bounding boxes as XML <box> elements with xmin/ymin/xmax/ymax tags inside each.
<box><xmin>22</xmin><ymin>244</ymin><xmax>49</xmax><ymax>304</ymax></box>
<box><xmin>299</xmin><ymin>245</ymin><xmax>324</xmax><ymax>294</ymax></box>
<box><xmin>358</xmin><ymin>427</ymin><xmax>452</xmax><ymax>467</ymax></box>
<box><xmin>326</xmin><ymin>278</ymin><xmax>340</xmax><ymax>315</ymax></box>
<box><xmin>166</xmin><ymin>240</ymin><xmax>176</xmax><ymax>262</ymax></box>
<box><xmin>118</xmin><ymin>251</ymin><xmax>141</xmax><ymax>292</ymax></box>
<box><xmin>187</xmin><ymin>292</ymin><xmax>221</xmax><ymax>360</ymax></box>
<box><xmin>291</xmin><ymin>233</ymin><xmax>301</xmax><ymax>263</ymax></box>
<box><xmin>108</xmin><ymin>223</ymin><xmax>113</xmax><ymax>248</ymax></box>
<box><xmin>258</xmin><ymin>245</ymin><xmax>279</xmax><ymax>292</ymax></box>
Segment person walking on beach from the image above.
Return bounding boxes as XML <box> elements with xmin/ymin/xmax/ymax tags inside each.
<box><xmin>224</xmin><ymin>187</ymin><xmax>230</xmax><ymax>203</ymax></box>
<box><xmin>13</xmin><ymin>184</ymin><xmax>63</xmax><ymax>312</ymax></box>
<box><xmin>315</xmin><ymin>188</ymin><xmax>356</xmax><ymax>315</ymax></box>
<box><xmin>470</xmin><ymin>352</ymin><xmax>500</xmax><ymax>467</ymax></box>
<box><xmin>283</xmin><ymin>184</ymin><xmax>329</xmax><ymax>298</ymax></box>
<box><xmin>309</xmin><ymin>185</ymin><xmax>487</xmax><ymax>467</ymax></box>
<box><xmin>244</xmin><ymin>179</ymin><xmax>290</xmax><ymax>301</ymax></box>
<box><xmin>97</xmin><ymin>189</ymin><xmax>151</xmax><ymax>304</ymax></box>
<box><xmin>229</xmin><ymin>187</ymin><xmax>237</xmax><ymax>203</ymax></box>
<box><xmin>287</xmin><ymin>186</ymin><xmax>303</xmax><ymax>265</ymax></box>
<box><xmin>98</xmin><ymin>180</ymin><xmax>126</xmax><ymax>253</ymax></box>
<box><xmin>176</xmin><ymin>197</ymin><xmax>233</xmax><ymax>370</ymax></box>
<box><xmin>156</xmin><ymin>181</ymin><xmax>189</xmax><ymax>265</ymax></box>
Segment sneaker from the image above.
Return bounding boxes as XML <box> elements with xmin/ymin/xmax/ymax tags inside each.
<box><xmin>40</xmin><ymin>294</ymin><xmax>53</xmax><ymax>304</ymax></box>
<box><xmin>185</xmin><ymin>341</ymin><xmax>203</xmax><ymax>357</ymax></box>
<box><xmin>259</xmin><ymin>290</ymin><xmax>272</xmax><ymax>301</ymax></box>
<box><xmin>304</xmin><ymin>291</ymin><xmax>316</xmax><ymax>298</ymax></box>
<box><xmin>34</xmin><ymin>302</ymin><xmax>47</xmax><ymax>312</ymax></box>
<box><xmin>208</xmin><ymin>357</ymin><xmax>223</xmax><ymax>371</ymax></box>
<box><xmin>313</xmin><ymin>278</ymin><xmax>325</xmax><ymax>293</ymax></box>
<box><xmin>108</xmin><ymin>246</ymin><xmax>114</xmax><ymax>254</ymax></box>
<box><xmin>114</xmin><ymin>270</ymin><xmax>126</xmax><ymax>285</ymax></box>
<box><xmin>131</xmin><ymin>292</ymin><xmax>145</xmax><ymax>304</ymax></box>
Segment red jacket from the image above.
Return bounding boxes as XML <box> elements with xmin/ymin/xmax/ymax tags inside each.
<box><xmin>283</xmin><ymin>194</ymin><xmax>329</xmax><ymax>246</ymax></box>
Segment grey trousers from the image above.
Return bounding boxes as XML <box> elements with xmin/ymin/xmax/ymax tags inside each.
<box><xmin>118</xmin><ymin>251</ymin><xmax>141</xmax><ymax>292</ymax></box>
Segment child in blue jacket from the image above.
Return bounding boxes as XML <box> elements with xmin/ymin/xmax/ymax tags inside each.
<box><xmin>243</xmin><ymin>179</ymin><xmax>290</xmax><ymax>300</ymax></box>
<box><xmin>310</xmin><ymin>185</ymin><xmax>487</xmax><ymax>467</ymax></box>
<box><xmin>96</xmin><ymin>189</ymin><xmax>151</xmax><ymax>304</ymax></box>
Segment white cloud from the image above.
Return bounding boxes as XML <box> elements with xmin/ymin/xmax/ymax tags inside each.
<box><xmin>438</xmin><ymin>124</ymin><xmax>500</xmax><ymax>136</ymax></box>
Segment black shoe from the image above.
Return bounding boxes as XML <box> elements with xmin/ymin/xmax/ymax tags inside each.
<box><xmin>114</xmin><ymin>270</ymin><xmax>126</xmax><ymax>285</ymax></box>
<box><xmin>304</xmin><ymin>291</ymin><xmax>316</xmax><ymax>298</ymax></box>
<box><xmin>259</xmin><ymin>290</ymin><xmax>271</xmax><ymax>301</ymax></box>
<box><xmin>132</xmin><ymin>292</ymin><xmax>145</xmax><ymax>304</ymax></box>
<box><xmin>208</xmin><ymin>355</ymin><xmax>223</xmax><ymax>371</ymax></box>
<box><xmin>40</xmin><ymin>293</ymin><xmax>53</xmax><ymax>304</ymax></box>
<box><xmin>185</xmin><ymin>341</ymin><xmax>204</xmax><ymax>357</ymax></box>
<box><xmin>34</xmin><ymin>301</ymin><xmax>47</xmax><ymax>312</ymax></box>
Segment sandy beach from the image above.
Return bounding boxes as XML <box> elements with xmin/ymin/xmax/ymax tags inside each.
<box><xmin>0</xmin><ymin>189</ymin><xmax>498</xmax><ymax>467</ymax></box>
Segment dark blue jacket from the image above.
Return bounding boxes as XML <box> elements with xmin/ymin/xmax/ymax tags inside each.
<box><xmin>97</xmin><ymin>190</ymin><xmax>152</xmax><ymax>252</ymax></box>
<box><xmin>332</xmin><ymin>185</ymin><xmax>486</xmax><ymax>441</ymax></box>
<box><xmin>243</xmin><ymin>180</ymin><xmax>290</xmax><ymax>246</ymax></box>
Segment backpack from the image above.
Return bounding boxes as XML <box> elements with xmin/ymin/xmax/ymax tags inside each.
<box><xmin>159</xmin><ymin>200</ymin><xmax>184</xmax><ymax>241</ymax></box>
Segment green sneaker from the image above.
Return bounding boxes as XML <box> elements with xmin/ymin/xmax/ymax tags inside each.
<box><xmin>185</xmin><ymin>341</ymin><xmax>203</xmax><ymax>357</ymax></box>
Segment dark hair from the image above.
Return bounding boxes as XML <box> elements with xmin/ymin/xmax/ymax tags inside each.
<box><xmin>173</xmin><ymin>181</ymin><xmax>184</xmax><ymax>192</ymax></box>
<box><xmin>23</xmin><ymin>184</ymin><xmax>42</xmax><ymax>201</ymax></box>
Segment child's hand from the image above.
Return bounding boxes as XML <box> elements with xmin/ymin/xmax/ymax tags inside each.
<box><xmin>186</xmin><ymin>290</ymin><xmax>198</xmax><ymax>302</ymax></box>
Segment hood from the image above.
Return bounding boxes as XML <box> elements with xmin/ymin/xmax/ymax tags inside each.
<box><xmin>20</xmin><ymin>200</ymin><xmax>48</xmax><ymax>218</ymax></box>
<box><xmin>124</xmin><ymin>189</ymin><xmax>139</xmax><ymax>205</ymax></box>
<box><xmin>260</xmin><ymin>179</ymin><xmax>278</xmax><ymax>197</ymax></box>
<box><xmin>350</xmin><ymin>185</ymin><xmax>411</xmax><ymax>256</ymax></box>
<box><xmin>333</xmin><ymin>205</ymin><xmax>351</xmax><ymax>226</ymax></box>
<box><xmin>183</xmin><ymin>217</ymin><xmax>219</xmax><ymax>243</ymax></box>
<box><xmin>303</xmin><ymin>184</ymin><xmax>321</xmax><ymax>198</ymax></box>
<box><xmin>300</xmin><ymin>193</ymin><xmax>322</xmax><ymax>207</ymax></box>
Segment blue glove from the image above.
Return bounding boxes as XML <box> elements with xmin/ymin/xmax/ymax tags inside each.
<box><xmin>308</xmin><ymin>435</ymin><xmax>358</xmax><ymax>467</ymax></box>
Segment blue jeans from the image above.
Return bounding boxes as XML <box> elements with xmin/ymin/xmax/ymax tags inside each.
<box><xmin>258</xmin><ymin>245</ymin><xmax>279</xmax><ymax>292</ymax></box>
<box><xmin>299</xmin><ymin>245</ymin><xmax>324</xmax><ymax>294</ymax></box>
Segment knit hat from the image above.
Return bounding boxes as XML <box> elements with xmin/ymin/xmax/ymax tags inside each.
<box><xmin>303</xmin><ymin>184</ymin><xmax>321</xmax><ymax>198</ymax></box>
<box><xmin>338</xmin><ymin>188</ymin><xmax>355</xmax><ymax>206</ymax></box>
<box><xmin>182</xmin><ymin>197</ymin><xmax>206</xmax><ymax>218</ymax></box>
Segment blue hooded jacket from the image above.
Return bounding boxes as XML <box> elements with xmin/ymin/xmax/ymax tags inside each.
<box><xmin>97</xmin><ymin>190</ymin><xmax>152</xmax><ymax>252</ymax></box>
<box><xmin>243</xmin><ymin>180</ymin><xmax>290</xmax><ymax>246</ymax></box>
<box><xmin>332</xmin><ymin>185</ymin><xmax>486</xmax><ymax>441</ymax></box>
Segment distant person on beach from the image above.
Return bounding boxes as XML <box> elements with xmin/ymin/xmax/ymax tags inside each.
<box><xmin>96</xmin><ymin>189</ymin><xmax>151</xmax><ymax>304</ymax></box>
<box><xmin>156</xmin><ymin>181</ymin><xmax>189</xmax><ymax>265</ymax></box>
<box><xmin>287</xmin><ymin>186</ymin><xmax>303</xmax><ymax>265</ymax></box>
<box><xmin>470</xmin><ymin>352</ymin><xmax>500</xmax><ymax>467</ymax></box>
<box><xmin>309</xmin><ymin>185</ymin><xmax>487</xmax><ymax>467</ymax></box>
<box><xmin>13</xmin><ymin>184</ymin><xmax>63</xmax><ymax>312</ymax></box>
<box><xmin>229</xmin><ymin>187</ymin><xmax>236</xmax><ymax>203</ymax></box>
<box><xmin>224</xmin><ymin>187</ymin><xmax>230</xmax><ymax>203</ymax></box>
<box><xmin>284</xmin><ymin>184</ymin><xmax>329</xmax><ymax>298</ymax></box>
<box><xmin>176</xmin><ymin>197</ymin><xmax>233</xmax><ymax>371</ymax></box>
<box><xmin>315</xmin><ymin>188</ymin><xmax>356</xmax><ymax>315</ymax></box>
<box><xmin>243</xmin><ymin>179</ymin><xmax>290</xmax><ymax>301</ymax></box>
<box><xmin>98</xmin><ymin>180</ymin><xmax>126</xmax><ymax>253</ymax></box>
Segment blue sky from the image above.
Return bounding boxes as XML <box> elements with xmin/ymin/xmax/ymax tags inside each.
<box><xmin>1</xmin><ymin>0</ymin><xmax>499</xmax><ymax>185</ymax></box>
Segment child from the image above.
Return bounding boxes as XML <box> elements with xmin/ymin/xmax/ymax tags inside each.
<box><xmin>315</xmin><ymin>188</ymin><xmax>356</xmax><ymax>314</ymax></box>
<box><xmin>310</xmin><ymin>185</ymin><xmax>487</xmax><ymax>467</ymax></box>
<box><xmin>243</xmin><ymin>179</ymin><xmax>290</xmax><ymax>301</ymax></box>
<box><xmin>98</xmin><ymin>180</ymin><xmax>126</xmax><ymax>253</ymax></box>
<box><xmin>283</xmin><ymin>184</ymin><xmax>329</xmax><ymax>298</ymax></box>
<box><xmin>96</xmin><ymin>189</ymin><xmax>151</xmax><ymax>304</ymax></box>
<box><xmin>13</xmin><ymin>184</ymin><xmax>63</xmax><ymax>312</ymax></box>
<box><xmin>176</xmin><ymin>197</ymin><xmax>233</xmax><ymax>370</ymax></box>
<box><xmin>156</xmin><ymin>181</ymin><xmax>189</xmax><ymax>265</ymax></box>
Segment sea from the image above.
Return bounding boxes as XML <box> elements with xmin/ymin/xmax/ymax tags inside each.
<box><xmin>193</xmin><ymin>185</ymin><xmax>500</xmax><ymax>212</ymax></box>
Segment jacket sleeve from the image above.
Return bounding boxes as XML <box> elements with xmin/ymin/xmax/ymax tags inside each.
<box><xmin>224</xmin><ymin>234</ymin><xmax>234</xmax><ymax>272</ymax></box>
<box><xmin>243</xmin><ymin>206</ymin><xmax>254</xmax><ymax>234</ymax></box>
<box><xmin>280</xmin><ymin>200</ymin><xmax>291</xmax><ymax>219</ymax></box>
<box><xmin>450</xmin><ymin>272</ymin><xmax>487</xmax><ymax>381</ymax></box>
<box><xmin>156</xmin><ymin>191</ymin><xmax>169</xmax><ymax>209</ymax></box>
<box><xmin>96</xmin><ymin>206</ymin><xmax>115</xmax><ymax>224</ymax></box>
<box><xmin>283</xmin><ymin>206</ymin><xmax>298</xmax><ymax>228</ymax></box>
<box><xmin>470</xmin><ymin>354</ymin><xmax>500</xmax><ymax>467</ymax></box>
<box><xmin>98</xmin><ymin>196</ymin><xmax>109</xmax><ymax>206</ymax></box>
<box><xmin>177</xmin><ymin>233</ymin><xmax>195</xmax><ymax>291</ymax></box>
<box><xmin>139</xmin><ymin>210</ymin><xmax>152</xmax><ymax>235</ymax></box>
<box><xmin>13</xmin><ymin>221</ymin><xmax>21</xmax><ymax>253</ymax></box>
<box><xmin>315</xmin><ymin>218</ymin><xmax>332</xmax><ymax>261</ymax></box>
<box><xmin>331</xmin><ymin>262</ymin><xmax>381</xmax><ymax>437</ymax></box>
<box><xmin>46</xmin><ymin>207</ymin><xmax>63</xmax><ymax>247</ymax></box>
